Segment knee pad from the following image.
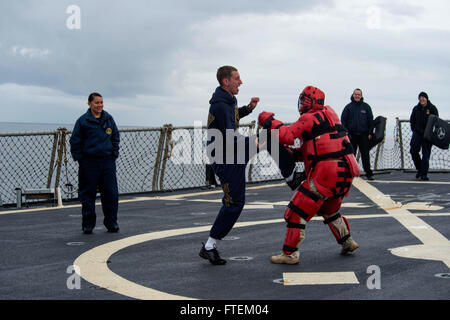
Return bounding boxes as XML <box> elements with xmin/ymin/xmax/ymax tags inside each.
<box><xmin>283</xmin><ymin>221</ymin><xmax>306</xmax><ymax>254</ymax></box>
<box><xmin>323</xmin><ymin>212</ymin><xmax>351</xmax><ymax>244</ymax></box>
<box><xmin>285</xmin><ymin>181</ymin><xmax>323</xmax><ymax>222</ymax></box>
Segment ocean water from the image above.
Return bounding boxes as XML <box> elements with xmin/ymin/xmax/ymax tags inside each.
<box><xmin>0</xmin><ymin>122</ymin><xmax>74</xmax><ymax>133</ymax></box>
<box><xmin>0</xmin><ymin>122</ymin><xmax>142</xmax><ymax>133</ymax></box>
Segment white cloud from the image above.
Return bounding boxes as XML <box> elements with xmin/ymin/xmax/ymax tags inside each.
<box><xmin>169</xmin><ymin>1</ymin><xmax>450</xmax><ymax>126</ymax></box>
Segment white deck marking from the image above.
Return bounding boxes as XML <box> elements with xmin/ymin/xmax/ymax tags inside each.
<box><xmin>283</xmin><ymin>272</ymin><xmax>359</xmax><ymax>285</ymax></box>
<box><xmin>402</xmin><ymin>202</ymin><xmax>443</xmax><ymax>211</ymax></box>
<box><xmin>73</xmin><ymin>209</ymin><xmax>450</xmax><ymax>299</ymax></box>
<box><xmin>4</xmin><ymin>179</ymin><xmax>447</xmax><ymax>215</ymax></box>
<box><xmin>353</xmin><ymin>178</ymin><xmax>450</xmax><ymax>268</ymax></box>
<box><xmin>0</xmin><ymin>183</ymin><xmax>287</xmax><ymax>216</ymax></box>
<box><xmin>370</xmin><ymin>180</ymin><xmax>450</xmax><ymax>185</ymax></box>
<box><xmin>6</xmin><ymin>178</ymin><xmax>449</xmax><ymax>297</ymax></box>
<box><xmin>73</xmin><ymin>219</ymin><xmax>282</xmax><ymax>300</ymax></box>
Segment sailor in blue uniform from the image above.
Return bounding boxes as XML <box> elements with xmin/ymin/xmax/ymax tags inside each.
<box><xmin>199</xmin><ymin>66</ymin><xmax>298</xmax><ymax>265</ymax></box>
<box><xmin>70</xmin><ymin>93</ymin><xmax>120</xmax><ymax>234</ymax></box>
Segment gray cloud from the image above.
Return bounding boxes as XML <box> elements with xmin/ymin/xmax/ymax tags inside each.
<box><xmin>0</xmin><ymin>0</ymin><xmax>449</xmax><ymax>128</ymax></box>
<box><xmin>0</xmin><ymin>0</ymin><xmax>331</xmax><ymax>98</ymax></box>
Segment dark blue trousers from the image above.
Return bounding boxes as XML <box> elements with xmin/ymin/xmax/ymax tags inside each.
<box><xmin>410</xmin><ymin>132</ymin><xmax>432</xmax><ymax>177</ymax></box>
<box><xmin>78</xmin><ymin>158</ymin><xmax>119</xmax><ymax>230</ymax></box>
<box><xmin>209</xmin><ymin>139</ymin><xmax>295</xmax><ymax>240</ymax></box>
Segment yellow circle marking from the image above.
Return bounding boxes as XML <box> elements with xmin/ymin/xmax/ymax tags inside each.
<box><xmin>73</xmin><ymin>218</ymin><xmax>282</xmax><ymax>300</ymax></box>
<box><xmin>73</xmin><ymin>178</ymin><xmax>450</xmax><ymax>299</ymax></box>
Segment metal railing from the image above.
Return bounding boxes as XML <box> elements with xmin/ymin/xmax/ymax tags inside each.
<box><xmin>1</xmin><ymin>118</ymin><xmax>449</xmax><ymax>206</ymax></box>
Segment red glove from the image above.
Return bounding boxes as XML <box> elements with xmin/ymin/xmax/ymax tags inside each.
<box><xmin>258</xmin><ymin>112</ymin><xmax>275</xmax><ymax>127</ymax></box>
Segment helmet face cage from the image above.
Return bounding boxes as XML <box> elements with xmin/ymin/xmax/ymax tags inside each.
<box><xmin>298</xmin><ymin>86</ymin><xmax>325</xmax><ymax>114</ymax></box>
<box><xmin>298</xmin><ymin>92</ymin><xmax>313</xmax><ymax>114</ymax></box>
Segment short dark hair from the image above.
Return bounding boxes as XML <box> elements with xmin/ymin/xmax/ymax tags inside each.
<box><xmin>88</xmin><ymin>92</ymin><xmax>102</xmax><ymax>102</ymax></box>
<box><xmin>353</xmin><ymin>88</ymin><xmax>363</xmax><ymax>95</ymax></box>
<box><xmin>216</xmin><ymin>66</ymin><xmax>237</xmax><ymax>86</ymax></box>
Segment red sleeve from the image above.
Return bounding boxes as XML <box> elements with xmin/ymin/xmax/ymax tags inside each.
<box><xmin>274</xmin><ymin>117</ymin><xmax>310</xmax><ymax>146</ymax></box>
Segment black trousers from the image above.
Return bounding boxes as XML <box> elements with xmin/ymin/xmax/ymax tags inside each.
<box><xmin>78</xmin><ymin>158</ymin><xmax>119</xmax><ymax>230</ymax></box>
<box><xmin>209</xmin><ymin>137</ymin><xmax>295</xmax><ymax>240</ymax></box>
<box><xmin>348</xmin><ymin>133</ymin><xmax>373</xmax><ymax>176</ymax></box>
<box><xmin>410</xmin><ymin>132</ymin><xmax>432</xmax><ymax>177</ymax></box>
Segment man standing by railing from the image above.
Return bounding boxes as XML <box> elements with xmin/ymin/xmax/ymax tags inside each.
<box><xmin>410</xmin><ymin>91</ymin><xmax>439</xmax><ymax>181</ymax></box>
<box><xmin>341</xmin><ymin>88</ymin><xmax>375</xmax><ymax>180</ymax></box>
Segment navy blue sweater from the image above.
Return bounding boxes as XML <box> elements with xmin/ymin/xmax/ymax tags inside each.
<box><xmin>206</xmin><ymin>87</ymin><xmax>252</xmax><ymax>164</ymax></box>
<box><xmin>341</xmin><ymin>96</ymin><xmax>374</xmax><ymax>135</ymax></box>
<box><xmin>70</xmin><ymin>109</ymin><xmax>120</xmax><ymax>161</ymax></box>
<box><xmin>410</xmin><ymin>102</ymin><xmax>439</xmax><ymax>136</ymax></box>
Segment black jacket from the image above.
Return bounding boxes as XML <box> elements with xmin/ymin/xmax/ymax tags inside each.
<box><xmin>206</xmin><ymin>86</ymin><xmax>252</xmax><ymax>164</ymax></box>
<box><xmin>410</xmin><ymin>102</ymin><xmax>439</xmax><ymax>136</ymax></box>
<box><xmin>70</xmin><ymin>109</ymin><xmax>120</xmax><ymax>161</ymax></box>
<box><xmin>341</xmin><ymin>96</ymin><xmax>374</xmax><ymax>135</ymax></box>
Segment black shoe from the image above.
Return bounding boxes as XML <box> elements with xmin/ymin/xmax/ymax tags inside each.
<box><xmin>367</xmin><ymin>175</ymin><xmax>375</xmax><ymax>181</ymax></box>
<box><xmin>107</xmin><ymin>224</ymin><xmax>120</xmax><ymax>233</ymax></box>
<box><xmin>83</xmin><ymin>228</ymin><xmax>93</xmax><ymax>234</ymax></box>
<box><xmin>415</xmin><ymin>173</ymin><xmax>421</xmax><ymax>179</ymax></box>
<box><xmin>420</xmin><ymin>176</ymin><xmax>429</xmax><ymax>181</ymax></box>
<box><xmin>286</xmin><ymin>171</ymin><xmax>306</xmax><ymax>190</ymax></box>
<box><xmin>199</xmin><ymin>243</ymin><xmax>227</xmax><ymax>265</ymax></box>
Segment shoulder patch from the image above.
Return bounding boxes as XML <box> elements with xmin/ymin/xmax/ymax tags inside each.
<box><xmin>207</xmin><ymin>112</ymin><xmax>215</xmax><ymax>128</ymax></box>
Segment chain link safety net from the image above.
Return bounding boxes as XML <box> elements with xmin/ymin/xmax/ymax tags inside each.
<box><xmin>0</xmin><ymin>131</ymin><xmax>59</xmax><ymax>205</ymax></box>
<box><xmin>1</xmin><ymin>119</ymin><xmax>449</xmax><ymax>206</ymax></box>
<box><xmin>394</xmin><ymin>118</ymin><xmax>450</xmax><ymax>171</ymax></box>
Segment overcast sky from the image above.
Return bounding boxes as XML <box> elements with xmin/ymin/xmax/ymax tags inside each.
<box><xmin>1</xmin><ymin>0</ymin><xmax>449</xmax><ymax>128</ymax></box>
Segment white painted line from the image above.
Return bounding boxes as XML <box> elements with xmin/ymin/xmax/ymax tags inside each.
<box><xmin>402</xmin><ymin>202</ymin><xmax>443</xmax><ymax>211</ymax></box>
<box><xmin>353</xmin><ymin>178</ymin><xmax>450</xmax><ymax>268</ymax></box>
<box><xmin>73</xmin><ymin>206</ymin><xmax>450</xmax><ymax>299</ymax></box>
<box><xmin>283</xmin><ymin>272</ymin><xmax>359</xmax><ymax>285</ymax></box>
<box><xmin>0</xmin><ymin>204</ymin><xmax>78</xmax><ymax>215</ymax></box>
<box><xmin>72</xmin><ymin>212</ymin><xmax>408</xmax><ymax>300</ymax></box>
<box><xmin>74</xmin><ymin>218</ymin><xmax>283</xmax><ymax>300</ymax></box>
<box><xmin>341</xmin><ymin>202</ymin><xmax>371</xmax><ymax>208</ymax></box>
<box><xmin>370</xmin><ymin>180</ymin><xmax>450</xmax><ymax>185</ymax></box>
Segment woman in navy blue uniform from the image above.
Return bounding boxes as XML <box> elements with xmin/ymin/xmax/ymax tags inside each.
<box><xmin>70</xmin><ymin>93</ymin><xmax>120</xmax><ymax>234</ymax></box>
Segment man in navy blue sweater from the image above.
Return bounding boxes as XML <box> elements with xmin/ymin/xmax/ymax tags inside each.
<box><xmin>341</xmin><ymin>88</ymin><xmax>374</xmax><ymax>180</ymax></box>
<box><xmin>70</xmin><ymin>93</ymin><xmax>120</xmax><ymax>234</ymax></box>
<box><xmin>410</xmin><ymin>91</ymin><xmax>439</xmax><ymax>180</ymax></box>
<box><xmin>199</xmin><ymin>66</ymin><xmax>297</xmax><ymax>265</ymax></box>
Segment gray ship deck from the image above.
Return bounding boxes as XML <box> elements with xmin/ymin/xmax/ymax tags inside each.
<box><xmin>1</xmin><ymin>171</ymin><xmax>449</xmax><ymax>303</ymax></box>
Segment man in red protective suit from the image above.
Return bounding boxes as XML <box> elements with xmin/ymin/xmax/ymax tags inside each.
<box><xmin>258</xmin><ymin>86</ymin><xmax>360</xmax><ymax>264</ymax></box>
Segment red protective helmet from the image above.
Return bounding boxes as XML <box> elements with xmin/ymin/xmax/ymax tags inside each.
<box><xmin>298</xmin><ymin>86</ymin><xmax>325</xmax><ymax>114</ymax></box>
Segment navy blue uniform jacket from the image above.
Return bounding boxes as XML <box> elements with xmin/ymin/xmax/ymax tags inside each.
<box><xmin>206</xmin><ymin>86</ymin><xmax>252</xmax><ymax>164</ymax></box>
<box><xmin>70</xmin><ymin>109</ymin><xmax>120</xmax><ymax>161</ymax></box>
<box><xmin>410</xmin><ymin>102</ymin><xmax>439</xmax><ymax>136</ymax></box>
<box><xmin>341</xmin><ymin>96</ymin><xmax>374</xmax><ymax>135</ymax></box>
